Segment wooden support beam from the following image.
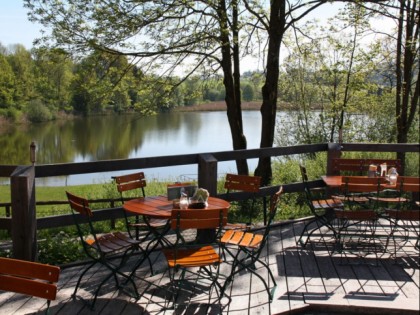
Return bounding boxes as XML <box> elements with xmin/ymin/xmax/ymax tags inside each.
<box><xmin>327</xmin><ymin>143</ymin><xmax>342</xmax><ymax>176</ymax></box>
<box><xmin>197</xmin><ymin>154</ymin><xmax>218</xmax><ymax>243</ymax></box>
<box><xmin>11</xmin><ymin>166</ymin><xmax>36</xmax><ymax>261</ymax></box>
<box><xmin>198</xmin><ymin>153</ymin><xmax>218</xmax><ymax>196</ymax></box>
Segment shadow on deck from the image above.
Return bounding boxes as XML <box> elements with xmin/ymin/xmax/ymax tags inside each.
<box><xmin>0</xmin><ymin>219</ymin><xmax>419</xmax><ymax>315</ymax></box>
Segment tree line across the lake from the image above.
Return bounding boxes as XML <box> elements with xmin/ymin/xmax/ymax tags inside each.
<box><xmin>0</xmin><ymin>39</ymin><xmax>414</xmax><ymax>137</ymax></box>
<box><xmin>0</xmin><ymin>44</ymin><xmax>263</xmax><ymax>122</ymax></box>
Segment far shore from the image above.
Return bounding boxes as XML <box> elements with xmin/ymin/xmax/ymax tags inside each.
<box><xmin>175</xmin><ymin>101</ymin><xmax>296</xmax><ymax>111</ymax></box>
<box><xmin>175</xmin><ymin>101</ymin><xmax>263</xmax><ymax>111</ymax></box>
<box><xmin>0</xmin><ymin>100</ymin><xmax>295</xmax><ymax>127</ymax></box>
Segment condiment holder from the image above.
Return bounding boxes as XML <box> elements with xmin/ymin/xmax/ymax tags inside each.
<box><xmin>368</xmin><ymin>164</ymin><xmax>377</xmax><ymax>178</ymax></box>
<box><xmin>388</xmin><ymin>167</ymin><xmax>398</xmax><ymax>185</ymax></box>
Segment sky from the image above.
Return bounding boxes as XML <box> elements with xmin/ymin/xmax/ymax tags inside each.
<box><xmin>0</xmin><ymin>0</ymin><xmax>42</xmax><ymax>49</ymax></box>
<box><xmin>0</xmin><ymin>1</ymin><xmax>345</xmax><ymax>50</ymax></box>
<box><xmin>0</xmin><ymin>0</ymin><xmax>338</xmax><ymax>75</ymax></box>
<box><xmin>0</xmin><ymin>1</ymin><xmax>391</xmax><ymax>74</ymax></box>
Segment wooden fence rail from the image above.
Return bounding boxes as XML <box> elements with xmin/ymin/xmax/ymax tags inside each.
<box><xmin>0</xmin><ymin>142</ymin><xmax>418</xmax><ymax>261</ymax></box>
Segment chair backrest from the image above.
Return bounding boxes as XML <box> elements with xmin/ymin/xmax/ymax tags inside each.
<box><xmin>252</xmin><ymin>186</ymin><xmax>283</xmax><ymax>256</ymax></box>
<box><xmin>224</xmin><ymin>173</ymin><xmax>261</xmax><ymax>193</ymax></box>
<box><xmin>397</xmin><ymin>176</ymin><xmax>420</xmax><ymax>184</ymax></box>
<box><xmin>267</xmin><ymin>186</ymin><xmax>283</xmax><ymax>225</ymax></box>
<box><xmin>66</xmin><ymin>191</ymin><xmax>92</xmax><ymax>217</ymax></box>
<box><xmin>114</xmin><ymin>172</ymin><xmax>146</xmax><ymax>202</ymax></box>
<box><xmin>299</xmin><ymin>165</ymin><xmax>315</xmax><ymax>202</ymax></box>
<box><xmin>66</xmin><ymin>191</ymin><xmax>100</xmax><ymax>252</ymax></box>
<box><xmin>224</xmin><ymin>173</ymin><xmax>262</xmax><ymax>224</ymax></box>
<box><xmin>332</xmin><ymin>158</ymin><xmax>402</xmax><ymax>175</ymax></box>
<box><xmin>299</xmin><ymin>165</ymin><xmax>309</xmax><ymax>183</ymax></box>
<box><xmin>170</xmin><ymin>208</ymin><xmax>228</xmax><ymax>231</ymax></box>
<box><xmin>332</xmin><ymin>159</ymin><xmax>365</xmax><ymax>174</ymax></box>
<box><xmin>365</xmin><ymin>159</ymin><xmax>401</xmax><ymax>173</ymax></box>
<box><xmin>396</xmin><ymin>176</ymin><xmax>420</xmax><ymax>193</ymax></box>
<box><xmin>0</xmin><ymin>257</ymin><xmax>60</xmax><ymax>302</ymax></box>
<box><xmin>341</xmin><ymin>176</ymin><xmax>386</xmax><ymax>193</ymax></box>
<box><xmin>386</xmin><ymin>209</ymin><xmax>420</xmax><ymax>220</ymax></box>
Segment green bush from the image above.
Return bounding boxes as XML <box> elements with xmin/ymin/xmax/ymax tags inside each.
<box><xmin>38</xmin><ymin>230</ymin><xmax>87</xmax><ymax>265</ymax></box>
<box><xmin>0</xmin><ymin>108</ymin><xmax>21</xmax><ymax>121</ymax></box>
<box><xmin>27</xmin><ymin>99</ymin><xmax>53</xmax><ymax>122</ymax></box>
<box><xmin>270</xmin><ymin>154</ymin><xmax>329</xmax><ymax>220</ymax></box>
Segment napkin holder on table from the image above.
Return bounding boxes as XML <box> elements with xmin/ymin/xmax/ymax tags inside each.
<box><xmin>167</xmin><ymin>183</ymin><xmax>197</xmax><ymax>200</ymax></box>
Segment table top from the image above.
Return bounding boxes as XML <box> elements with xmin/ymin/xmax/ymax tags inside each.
<box><xmin>321</xmin><ymin>175</ymin><xmax>395</xmax><ymax>188</ymax></box>
<box><xmin>322</xmin><ymin>175</ymin><xmax>420</xmax><ymax>192</ymax></box>
<box><xmin>321</xmin><ymin>175</ymin><xmax>343</xmax><ymax>188</ymax></box>
<box><xmin>123</xmin><ymin>195</ymin><xmax>230</xmax><ymax>219</ymax></box>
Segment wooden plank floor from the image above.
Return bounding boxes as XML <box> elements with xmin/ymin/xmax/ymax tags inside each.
<box><xmin>1</xmin><ymin>218</ymin><xmax>419</xmax><ymax>315</ymax></box>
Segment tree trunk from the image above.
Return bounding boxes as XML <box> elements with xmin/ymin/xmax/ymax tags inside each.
<box><xmin>394</xmin><ymin>0</ymin><xmax>419</xmax><ymax>175</ymax></box>
<box><xmin>217</xmin><ymin>0</ymin><xmax>248</xmax><ymax>175</ymax></box>
<box><xmin>254</xmin><ymin>0</ymin><xmax>285</xmax><ymax>185</ymax></box>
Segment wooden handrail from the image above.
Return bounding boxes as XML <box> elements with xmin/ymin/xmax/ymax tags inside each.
<box><xmin>0</xmin><ymin>142</ymin><xmax>418</xmax><ymax>260</ymax></box>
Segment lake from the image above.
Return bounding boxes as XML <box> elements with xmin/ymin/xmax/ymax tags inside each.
<box><xmin>0</xmin><ymin>111</ymin><xmax>287</xmax><ymax>186</ymax></box>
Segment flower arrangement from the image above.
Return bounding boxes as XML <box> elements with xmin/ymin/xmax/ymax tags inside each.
<box><xmin>189</xmin><ymin>188</ymin><xmax>209</xmax><ymax>208</ymax></box>
<box><xmin>192</xmin><ymin>188</ymin><xmax>209</xmax><ymax>202</ymax></box>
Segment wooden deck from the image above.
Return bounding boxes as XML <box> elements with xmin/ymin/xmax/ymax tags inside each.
<box><xmin>1</xmin><ymin>218</ymin><xmax>419</xmax><ymax>315</ymax></box>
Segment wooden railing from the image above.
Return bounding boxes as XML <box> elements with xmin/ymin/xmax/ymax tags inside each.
<box><xmin>0</xmin><ymin>142</ymin><xmax>418</xmax><ymax>260</ymax></box>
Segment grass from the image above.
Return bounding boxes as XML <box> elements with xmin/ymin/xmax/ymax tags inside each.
<box><xmin>0</xmin><ymin>178</ymin><xmax>178</xmax><ymax>217</ymax></box>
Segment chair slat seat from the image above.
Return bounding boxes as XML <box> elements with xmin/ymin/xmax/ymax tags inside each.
<box><xmin>86</xmin><ymin>232</ymin><xmax>141</xmax><ymax>253</ymax></box>
<box><xmin>221</xmin><ymin>230</ymin><xmax>263</xmax><ymax>248</ymax></box>
<box><xmin>334</xmin><ymin>209</ymin><xmax>378</xmax><ymax>220</ymax></box>
<box><xmin>223</xmin><ymin>222</ymin><xmax>250</xmax><ymax>230</ymax></box>
<box><xmin>129</xmin><ymin>218</ymin><xmax>168</xmax><ymax>228</ymax></box>
<box><xmin>113</xmin><ymin>231</ymin><xmax>142</xmax><ymax>245</ymax></box>
<box><xmin>221</xmin><ymin>229</ymin><xmax>241</xmax><ymax>244</ymax></box>
<box><xmin>312</xmin><ymin>198</ymin><xmax>344</xmax><ymax>209</ymax></box>
<box><xmin>332</xmin><ymin>195</ymin><xmax>370</xmax><ymax>203</ymax></box>
<box><xmin>370</xmin><ymin>196</ymin><xmax>409</xmax><ymax>203</ymax></box>
<box><xmin>163</xmin><ymin>245</ymin><xmax>222</xmax><ymax>268</ymax></box>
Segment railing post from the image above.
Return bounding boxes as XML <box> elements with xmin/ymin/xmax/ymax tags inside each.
<box><xmin>10</xmin><ymin>165</ymin><xmax>37</xmax><ymax>261</ymax></box>
<box><xmin>197</xmin><ymin>154</ymin><xmax>218</xmax><ymax>244</ymax></box>
<box><xmin>110</xmin><ymin>199</ymin><xmax>116</xmax><ymax>229</ymax></box>
<box><xmin>327</xmin><ymin>143</ymin><xmax>342</xmax><ymax>175</ymax></box>
<box><xmin>198</xmin><ymin>153</ymin><xmax>218</xmax><ymax>196</ymax></box>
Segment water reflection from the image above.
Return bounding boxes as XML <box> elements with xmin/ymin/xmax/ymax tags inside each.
<box><xmin>0</xmin><ymin>111</ymin><xmax>271</xmax><ymax>185</ymax></box>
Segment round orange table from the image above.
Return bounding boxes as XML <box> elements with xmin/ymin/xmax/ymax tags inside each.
<box><xmin>124</xmin><ymin>195</ymin><xmax>230</xmax><ymax>244</ymax></box>
<box><xmin>123</xmin><ymin>195</ymin><xmax>230</xmax><ymax>218</ymax></box>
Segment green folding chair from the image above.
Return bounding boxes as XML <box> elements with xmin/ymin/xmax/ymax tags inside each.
<box><xmin>66</xmin><ymin>191</ymin><xmax>145</xmax><ymax>309</ymax></box>
<box><xmin>220</xmin><ymin>186</ymin><xmax>283</xmax><ymax>302</ymax></box>
<box><xmin>161</xmin><ymin>208</ymin><xmax>229</xmax><ymax>309</ymax></box>
<box><xmin>297</xmin><ymin>165</ymin><xmax>343</xmax><ymax>247</ymax></box>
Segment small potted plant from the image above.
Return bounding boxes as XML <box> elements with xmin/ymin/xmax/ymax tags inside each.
<box><xmin>189</xmin><ymin>188</ymin><xmax>209</xmax><ymax>209</ymax></box>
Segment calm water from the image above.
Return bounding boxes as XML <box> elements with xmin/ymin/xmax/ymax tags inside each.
<box><xmin>0</xmin><ymin>111</ymin><xmax>286</xmax><ymax>186</ymax></box>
